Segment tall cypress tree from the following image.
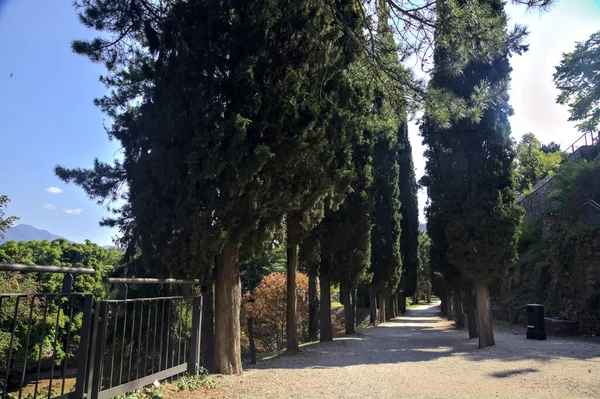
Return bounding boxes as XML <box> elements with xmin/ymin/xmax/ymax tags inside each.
<box><xmin>422</xmin><ymin>0</ymin><xmax>524</xmax><ymax>348</ymax></box>
<box><xmin>397</xmin><ymin>117</ymin><xmax>419</xmax><ymax>311</ymax></box>
<box><xmin>368</xmin><ymin>0</ymin><xmax>405</xmax><ymax>322</ymax></box>
<box><xmin>328</xmin><ymin>126</ymin><xmax>374</xmax><ymax>335</ymax></box>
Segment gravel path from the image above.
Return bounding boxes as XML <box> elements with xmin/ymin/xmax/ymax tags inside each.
<box><xmin>207</xmin><ymin>303</ymin><xmax>600</xmax><ymax>398</ymax></box>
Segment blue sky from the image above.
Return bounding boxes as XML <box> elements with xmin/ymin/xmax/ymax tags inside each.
<box><xmin>0</xmin><ymin>0</ymin><xmax>120</xmax><ymax>245</ymax></box>
<box><xmin>1</xmin><ymin>0</ymin><xmax>599</xmax><ymax>246</ymax></box>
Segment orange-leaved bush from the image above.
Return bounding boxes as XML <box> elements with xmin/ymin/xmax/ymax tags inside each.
<box><xmin>243</xmin><ymin>272</ymin><xmax>308</xmax><ymax>352</ymax></box>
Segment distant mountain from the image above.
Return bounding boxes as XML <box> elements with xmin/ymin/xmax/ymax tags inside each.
<box><xmin>102</xmin><ymin>245</ymin><xmax>117</xmax><ymax>250</ymax></box>
<box><xmin>0</xmin><ymin>224</ymin><xmax>65</xmax><ymax>244</ymax></box>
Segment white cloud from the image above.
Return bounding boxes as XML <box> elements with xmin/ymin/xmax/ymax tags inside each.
<box><xmin>63</xmin><ymin>208</ymin><xmax>82</xmax><ymax>215</ymax></box>
<box><xmin>43</xmin><ymin>203</ymin><xmax>56</xmax><ymax>210</ymax></box>
<box><xmin>46</xmin><ymin>186</ymin><xmax>63</xmax><ymax>194</ymax></box>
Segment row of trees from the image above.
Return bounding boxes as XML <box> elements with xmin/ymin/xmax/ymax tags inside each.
<box><xmin>55</xmin><ymin>0</ymin><xmax>550</xmax><ymax>372</ymax></box>
<box><xmin>425</xmin><ymin>13</ymin><xmax>600</xmax><ymax>348</ymax></box>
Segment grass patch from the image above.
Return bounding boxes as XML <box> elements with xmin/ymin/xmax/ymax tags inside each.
<box><xmin>115</xmin><ymin>372</ymin><xmax>216</xmax><ymax>399</ymax></box>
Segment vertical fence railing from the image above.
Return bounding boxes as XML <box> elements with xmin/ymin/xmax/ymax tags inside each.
<box><xmin>564</xmin><ymin>131</ymin><xmax>600</xmax><ymax>157</ymax></box>
<box><xmin>1</xmin><ymin>267</ymin><xmax>203</xmax><ymax>399</ymax></box>
<box><xmin>88</xmin><ymin>278</ymin><xmax>201</xmax><ymax>399</ymax></box>
<box><xmin>0</xmin><ymin>264</ymin><xmax>95</xmax><ymax>399</ymax></box>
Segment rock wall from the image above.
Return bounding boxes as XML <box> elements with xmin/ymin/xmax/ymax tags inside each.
<box><xmin>495</xmin><ymin>144</ymin><xmax>600</xmax><ymax>335</ymax></box>
<box><xmin>493</xmin><ymin>221</ymin><xmax>600</xmax><ymax>335</ymax></box>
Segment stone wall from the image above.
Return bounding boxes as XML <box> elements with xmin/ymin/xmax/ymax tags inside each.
<box><xmin>492</xmin><ymin>230</ymin><xmax>600</xmax><ymax>335</ymax></box>
<box><xmin>494</xmin><ymin>145</ymin><xmax>600</xmax><ymax>335</ymax></box>
<box><xmin>517</xmin><ymin>175</ymin><xmax>556</xmax><ymax>221</ymax></box>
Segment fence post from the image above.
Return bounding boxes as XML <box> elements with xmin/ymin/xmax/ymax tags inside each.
<box><xmin>73</xmin><ymin>295</ymin><xmax>93</xmax><ymax>399</ymax></box>
<box><xmin>118</xmin><ymin>283</ymin><xmax>128</xmax><ymax>300</ymax></box>
<box><xmin>248</xmin><ymin>318</ymin><xmax>256</xmax><ymax>365</ymax></box>
<box><xmin>62</xmin><ymin>273</ymin><xmax>73</xmax><ymax>293</ymax></box>
<box><xmin>90</xmin><ymin>302</ymin><xmax>108</xmax><ymax>399</ymax></box>
<box><xmin>187</xmin><ymin>296</ymin><xmax>202</xmax><ymax>375</ymax></box>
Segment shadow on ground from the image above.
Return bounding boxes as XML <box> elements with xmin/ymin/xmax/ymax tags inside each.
<box><xmin>249</xmin><ymin>303</ymin><xmax>600</xmax><ymax>371</ymax></box>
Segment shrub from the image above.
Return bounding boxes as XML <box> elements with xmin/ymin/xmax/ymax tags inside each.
<box><xmin>242</xmin><ymin>272</ymin><xmax>308</xmax><ymax>352</ymax></box>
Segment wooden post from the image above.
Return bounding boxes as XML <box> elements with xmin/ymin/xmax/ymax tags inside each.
<box><xmin>248</xmin><ymin>318</ymin><xmax>256</xmax><ymax>364</ymax></box>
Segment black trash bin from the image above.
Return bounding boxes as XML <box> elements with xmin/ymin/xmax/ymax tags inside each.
<box><xmin>526</xmin><ymin>304</ymin><xmax>547</xmax><ymax>340</ymax></box>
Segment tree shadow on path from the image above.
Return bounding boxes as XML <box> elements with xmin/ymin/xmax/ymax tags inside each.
<box><xmin>250</xmin><ymin>303</ymin><xmax>600</xmax><ymax>371</ymax></box>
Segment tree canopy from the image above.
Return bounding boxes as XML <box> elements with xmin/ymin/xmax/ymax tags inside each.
<box><xmin>421</xmin><ymin>0</ymin><xmax>524</xmax><ymax>349</ymax></box>
<box><xmin>398</xmin><ymin>117</ymin><xmax>419</xmax><ymax>299</ymax></box>
<box><xmin>515</xmin><ymin>133</ymin><xmax>563</xmax><ymax>193</ymax></box>
<box><xmin>0</xmin><ymin>196</ymin><xmax>18</xmax><ymax>239</ymax></box>
<box><xmin>554</xmin><ymin>30</ymin><xmax>600</xmax><ymax>133</ymax></box>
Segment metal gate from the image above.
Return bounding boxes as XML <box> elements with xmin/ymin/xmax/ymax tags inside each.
<box><xmin>85</xmin><ymin>279</ymin><xmax>202</xmax><ymax>399</ymax></box>
<box><xmin>0</xmin><ymin>265</ymin><xmax>202</xmax><ymax>399</ymax></box>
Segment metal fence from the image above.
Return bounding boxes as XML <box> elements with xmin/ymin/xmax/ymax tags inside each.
<box><xmin>563</xmin><ymin>131</ymin><xmax>599</xmax><ymax>157</ymax></box>
<box><xmin>0</xmin><ymin>265</ymin><xmax>202</xmax><ymax>399</ymax></box>
<box><xmin>578</xmin><ymin>200</ymin><xmax>600</xmax><ymax>225</ymax></box>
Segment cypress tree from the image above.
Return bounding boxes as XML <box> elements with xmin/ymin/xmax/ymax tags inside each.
<box><xmin>329</xmin><ymin>127</ymin><xmax>374</xmax><ymax>335</ymax></box>
<box><xmin>299</xmin><ymin>232</ymin><xmax>320</xmax><ymax>342</ymax></box>
<box><xmin>369</xmin><ymin>0</ymin><xmax>405</xmax><ymax>322</ymax></box>
<box><xmin>370</xmin><ymin>121</ymin><xmax>403</xmax><ymax>322</ymax></box>
<box><xmin>422</xmin><ymin>0</ymin><xmax>524</xmax><ymax>348</ymax></box>
<box><xmin>397</xmin><ymin>117</ymin><xmax>419</xmax><ymax>311</ymax></box>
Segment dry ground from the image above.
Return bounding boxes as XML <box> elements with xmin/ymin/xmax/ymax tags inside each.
<box><xmin>194</xmin><ymin>302</ymin><xmax>600</xmax><ymax>399</ymax></box>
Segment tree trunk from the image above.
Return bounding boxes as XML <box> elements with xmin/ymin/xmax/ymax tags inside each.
<box><xmin>286</xmin><ymin>217</ymin><xmax>299</xmax><ymax>352</ymax></box>
<box><xmin>464</xmin><ymin>287</ymin><xmax>478</xmax><ymax>339</ymax></box>
<box><xmin>386</xmin><ymin>295</ymin><xmax>394</xmax><ymax>320</ymax></box>
<box><xmin>399</xmin><ymin>291</ymin><xmax>406</xmax><ymax>314</ymax></box>
<box><xmin>369</xmin><ymin>285</ymin><xmax>377</xmax><ymax>325</ymax></box>
<box><xmin>214</xmin><ymin>241</ymin><xmax>242</xmax><ymax>374</ymax></box>
<box><xmin>412</xmin><ymin>292</ymin><xmax>418</xmax><ymax>305</ymax></box>
<box><xmin>379</xmin><ymin>294</ymin><xmax>387</xmax><ymax>324</ymax></box>
<box><xmin>445</xmin><ymin>288</ymin><xmax>453</xmax><ymax>321</ymax></box>
<box><xmin>201</xmin><ymin>277</ymin><xmax>214</xmax><ymax>372</ymax></box>
<box><xmin>426</xmin><ymin>285</ymin><xmax>431</xmax><ymax>303</ymax></box>
<box><xmin>320</xmin><ymin>269</ymin><xmax>333</xmax><ymax>342</ymax></box>
<box><xmin>392</xmin><ymin>293</ymin><xmax>398</xmax><ymax>318</ymax></box>
<box><xmin>342</xmin><ymin>282</ymin><xmax>355</xmax><ymax>335</ymax></box>
<box><xmin>475</xmin><ymin>282</ymin><xmax>495</xmax><ymax>348</ymax></box>
<box><xmin>440</xmin><ymin>292</ymin><xmax>447</xmax><ymax>315</ymax></box>
<box><xmin>452</xmin><ymin>288</ymin><xmax>465</xmax><ymax>328</ymax></box>
<box><xmin>308</xmin><ymin>264</ymin><xmax>319</xmax><ymax>342</ymax></box>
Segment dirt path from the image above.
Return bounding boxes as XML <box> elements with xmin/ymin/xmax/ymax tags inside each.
<box><xmin>205</xmin><ymin>303</ymin><xmax>600</xmax><ymax>398</ymax></box>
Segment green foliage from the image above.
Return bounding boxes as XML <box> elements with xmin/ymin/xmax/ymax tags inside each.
<box><xmin>541</xmin><ymin>142</ymin><xmax>561</xmax><ymax>154</ymax></box>
<box><xmin>240</xmin><ymin>245</ymin><xmax>286</xmax><ymax>294</ymax></box>
<box><xmin>548</xmin><ymin>157</ymin><xmax>600</xmax><ymax>217</ymax></box>
<box><xmin>422</xmin><ymin>0</ymin><xmax>523</xmax><ymax>285</ymax></box>
<box><xmin>417</xmin><ymin>232</ymin><xmax>431</xmax><ymax>285</ymax></box>
<box><xmin>554</xmin><ymin>31</ymin><xmax>600</xmax><ymax>133</ymax></box>
<box><xmin>59</xmin><ymin>0</ymin><xmax>370</xmax><ymax>284</ymax></box>
<box><xmin>368</xmin><ymin>2</ymin><xmax>403</xmax><ymax>296</ymax></box>
<box><xmin>0</xmin><ymin>239</ymin><xmax>121</xmax><ymax>374</ymax></box>
<box><xmin>370</xmin><ymin>125</ymin><xmax>402</xmax><ymax>294</ymax></box>
<box><xmin>515</xmin><ymin>133</ymin><xmax>563</xmax><ymax>193</ymax></box>
<box><xmin>0</xmin><ymin>195</ymin><xmax>19</xmax><ymax>239</ymax></box>
<box><xmin>517</xmin><ymin>218</ymin><xmax>542</xmax><ymax>254</ymax></box>
<box><xmin>175</xmin><ymin>373</ymin><xmax>216</xmax><ymax>391</ymax></box>
<box><xmin>398</xmin><ymin>118</ymin><xmax>419</xmax><ymax>297</ymax></box>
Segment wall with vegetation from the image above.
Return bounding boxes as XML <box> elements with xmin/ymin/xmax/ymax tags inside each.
<box><xmin>493</xmin><ymin>154</ymin><xmax>600</xmax><ymax>334</ymax></box>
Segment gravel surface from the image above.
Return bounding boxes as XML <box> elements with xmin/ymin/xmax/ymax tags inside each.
<box><xmin>205</xmin><ymin>303</ymin><xmax>600</xmax><ymax>398</ymax></box>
